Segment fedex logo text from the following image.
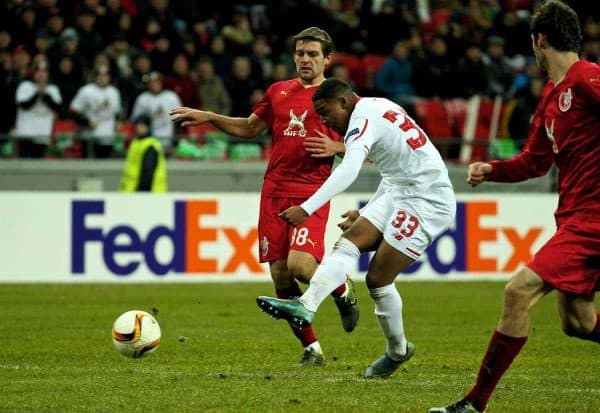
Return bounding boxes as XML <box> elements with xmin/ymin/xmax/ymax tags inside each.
<box><xmin>71</xmin><ymin>200</ymin><xmax>263</xmax><ymax>276</ymax></box>
<box><xmin>359</xmin><ymin>201</ymin><xmax>544</xmax><ymax>274</ymax></box>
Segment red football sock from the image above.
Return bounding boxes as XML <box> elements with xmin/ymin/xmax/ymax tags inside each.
<box><xmin>582</xmin><ymin>313</ymin><xmax>600</xmax><ymax>344</ymax></box>
<box><xmin>276</xmin><ymin>282</ymin><xmax>318</xmax><ymax>347</ymax></box>
<box><xmin>465</xmin><ymin>330</ymin><xmax>528</xmax><ymax>412</ymax></box>
<box><xmin>330</xmin><ymin>280</ymin><xmax>347</xmax><ymax>298</ymax></box>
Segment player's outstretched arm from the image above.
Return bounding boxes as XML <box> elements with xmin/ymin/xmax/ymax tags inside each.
<box><xmin>467</xmin><ymin>162</ymin><xmax>492</xmax><ymax>187</ymax></box>
<box><xmin>304</xmin><ymin>130</ymin><xmax>345</xmax><ymax>158</ymax></box>
<box><xmin>170</xmin><ymin>107</ymin><xmax>268</xmax><ymax>139</ymax></box>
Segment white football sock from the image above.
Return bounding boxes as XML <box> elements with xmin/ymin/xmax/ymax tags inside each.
<box><xmin>299</xmin><ymin>238</ymin><xmax>360</xmax><ymax>312</ymax></box>
<box><xmin>370</xmin><ymin>283</ymin><xmax>407</xmax><ymax>361</ymax></box>
<box><xmin>305</xmin><ymin>341</ymin><xmax>322</xmax><ymax>354</ymax></box>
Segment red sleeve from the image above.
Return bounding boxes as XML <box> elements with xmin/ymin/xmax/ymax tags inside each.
<box><xmin>252</xmin><ymin>84</ymin><xmax>274</xmax><ymax>125</ymax></box>
<box><xmin>576</xmin><ymin>63</ymin><xmax>600</xmax><ymax>108</ymax></box>
<box><xmin>489</xmin><ymin>99</ymin><xmax>554</xmax><ymax>182</ymax></box>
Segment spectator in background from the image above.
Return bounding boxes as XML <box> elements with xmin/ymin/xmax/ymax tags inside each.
<box><xmin>455</xmin><ymin>42</ymin><xmax>488</xmax><ymax>98</ymax></box>
<box><xmin>225</xmin><ymin>55</ymin><xmax>260</xmax><ymax>117</ymax></box>
<box><xmin>491</xmin><ymin>10</ymin><xmax>531</xmax><ymax>57</ymax></box>
<box><xmin>374</xmin><ymin>40</ymin><xmax>415</xmax><ymax>108</ymax></box>
<box><xmin>150</xmin><ymin>35</ymin><xmax>175</xmax><ymax>74</ymax></box>
<box><xmin>163</xmin><ymin>53</ymin><xmax>200</xmax><ymax>109</ymax></box>
<box><xmin>13</xmin><ymin>4</ymin><xmax>37</xmax><ymax>53</ymax></box>
<box><xmin>75</xmin><ymin>7</ymin><xmax>103</xmax><ymax>69</ymax></box>
<box><xmin>33</xmin><ymin>29</ymin><xmax>54</xmax><ymax>56</ymax></box>
<box><xmin>70</xmin><ymin>65</ymin><xmax>122</xmax><ymax>158</ymax></box>
<box><xmin>14</xmin><ymin>60</ymin><xmax>62</xmax><ymax>158</ymax></box>
<box><xmin>209</xmin><ymin>35</ymin><xmax>233</xmax><ymax>78</ymax></box>
<box><xmin>249</xmin><ymin>35</ymin><xmax>273</xmax><ymax>86</ymax></box>
<box><xmin>47</xmin><ymin>28</ymin><xmax>84</xmax><ymax>85</ymax></box>
<box><xmin>195</xmin><ymin>56</ymin><xmax>231</xmax><ymax>115</ymax></box>
<box><xmin>134</xmin><ymin>0</ymin><xmax>179</xmax><ymax>46</ymax></box>
<box><xmin>119</xmin><ymin>114</ymin><xmax>168</xmax><ymax>193</ymax></box>
<box><xmin>483</xmin><ymin>35</ymin><xmax>514</xmax><ymax>97</ymax></box>
<box><xmin>138</xmin><ymin>17</ymin><xmax>162</xmax><ymax>51</ymax></box>
<box><xmin>364</xmin><ymin>0</ymin><xmax>415</xmax><ymax>54</ymax></box>
<box><xmin>413</xmin><ymin>35</ymin><xmax>456</xmax><ymax>98</ymax></box>
<box><xmin>118</xmin><ymin>53</ymin><xmax>152</xmax><ymax>117</ymax></box>
<box><xmin>270</xmin><ymin>61</ymin><xmax>292</xmax><ymax>82</ymax></box>
<box><xmin>329</xmin><ymin>62</ymin><xmax>356</xmax><ymax>90</ymax></box>
<box><xmin>221</xmin><ymin>12</ymin><xmax>254</xmax><ymax>55</ymax></box>
<box><xmin>131</xmin><ymin>71</ymin><xmax>182</xmax><ymax>149</ymax></box>
<box><xmin>52</xmin><ymin>55</ymin><xmax>82</xmax><ymax>110</ymax></box>
<box><xmin>104</xmin><ymin>32</ymin><xmax>137</xmax><ymax>81</ymax></box>
<box><xmin>507</xmin><ymin>76</ymin><xmax>543</xmax><ymax>147</ymax></box>
<box><xmin>45</xmin><ymin>14</ymin><xmax>64</xmax><ymax>40</ymax></box>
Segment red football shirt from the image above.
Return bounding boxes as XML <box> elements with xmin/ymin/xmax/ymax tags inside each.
<box><xmin>253</xmin><ymin>78</ymin><xmax>340</xmax><ymax>197</ymax></box>
<box><xmin>490</xmin><ymin>60</ymin><xmax>600</xmax><ymax>225</ymax></box>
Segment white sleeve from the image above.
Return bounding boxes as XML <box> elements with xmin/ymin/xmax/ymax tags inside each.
<box><xmin>300</xmin><ymin>145</ymin><xmax>367</xmax><ymax>215</ymax></box>
<box><xmin>70</xmin><ymin>87</ymin><xmax>86</xmax><ymax>112</ymax></box>
<box><xmin>113</xmin><ymin>88</ymin><xmax>122</xmax><ymax>116</ymax></box>
<box><xmin>48</xmin><ymin>85</ymin><xmax>62</xmax><ymax>104</ymax></box>
<box><xmin>16</xmin><ymin>82</ymin><xmax>36</xmax><ymax>103</ymax></box>
<box><xmin>130</xmin><ymin>95</ymin><xmax>144</xmax><ymax>120</ymax></box>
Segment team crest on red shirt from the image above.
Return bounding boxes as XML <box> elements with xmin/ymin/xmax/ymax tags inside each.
<box><xmin>558</xmin><ymin>88</ymin><xmax>572</xmax><ymax>112</ymax></box>
<box><xmin>283</xmin><ymin>109</ymin><xmax>307</xmax><ymax>137</ymax></box>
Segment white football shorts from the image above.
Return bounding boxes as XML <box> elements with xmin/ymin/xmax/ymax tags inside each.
<box><xmin>360</xmin><ymin>186</ymin><xmax>456</xmax><ymax>260</ymax></box>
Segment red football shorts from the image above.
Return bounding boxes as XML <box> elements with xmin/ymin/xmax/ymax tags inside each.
<box><xmin>527</xmin><ymin>220</ymin><xmax>600</xmax><ymax>294</ymax></box>
<box><xmin>257</xmin><ymin>196</ymin><xmax>330</xmax><ymax>263</ymax></box>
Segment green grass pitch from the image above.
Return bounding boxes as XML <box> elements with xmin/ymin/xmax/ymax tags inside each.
<box><xmin>1</xmin><ymin>282</ymin><xmax>598</xmax><ymax>412</ymax></box>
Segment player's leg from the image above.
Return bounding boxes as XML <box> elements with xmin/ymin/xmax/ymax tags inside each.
<box><xmin>257</xmin><ymin>216</ymin><xmax>380</xmax><ymax>326</ymax></box>
<box><xmin>286</xmin><ymin>201</ymin><xmax>360</xmax><ymax>332</ymax></box>
<box><xmin>557</xmin><ymin>291</ymin><xmax>600</xmax><ymax>343</ymax></box>
<box><xmin>363</xmin><ymin>239</ymin><xmax>416</xmax><ymax>378</ymax></box>
<box><xmin>259</xmin><ymin>196</ymin><xmax>323</xmax><ymax>365</ymax></box>
<box><xmin>429</xmin><ymin>267</ymin><xmax>550</xmax><ymax>413</ymax></box>
<box><xmin>364</xmin><ymin>189</ymin><xmax>456</xmax><ymax>379</ymax></box>
<box><xmin>429</xmin><ymin>220</ymin><xmax>597</xmax><ymax>412</ymax></box>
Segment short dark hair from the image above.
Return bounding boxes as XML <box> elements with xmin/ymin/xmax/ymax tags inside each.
<box><xmin>312</xmin><ymin>78</ymin><xmax>353</xmax><ymax>102</ymax></box>
<box><xmin>531</xmin><ymin>1</ymin><xmax>582</xmax><ymax>53</ymax></box>
<box><xmin>292</xmin><ymin>27</ymin><xmax>334</xmax><ymax>56</ymax></box>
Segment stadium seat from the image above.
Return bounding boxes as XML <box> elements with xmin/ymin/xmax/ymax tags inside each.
<box><xmin>361</xmin><ymin>54</ymin><xmax>386</xmax><ymax>91</ymax></box>
<box><xmin>229</xmin><ymin>143</ymin><xmax>263</xmax><ymax>161</ymax></box>
<box><xmin>187</xmin><ymin>123</ymin><xmax>219</xmax><ymax>143</ymax></box>
<box><xmin>446</xmin><ymin>97</ymin><xmax>506</xmax><ymax>163</ymax></box>
<box><xmin>414</xmin><ymin>99</ymin><xmax>456</xmax><ymax>160</ymax></box>
<box><xmin>330</xmin><ymin>53</ymin><xmax>365</xmax><ymax>89</ymax></box>
<box><xmin>420</xmin><ymin>8</ymin><xmax>452</xmax><ymax>33</ymax></box>
<box><xmin>51</xmin><ymin>119</ymin><xmax>81</xmax><ymax>158</ymax></box>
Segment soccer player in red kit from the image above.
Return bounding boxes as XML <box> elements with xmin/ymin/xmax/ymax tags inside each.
<box><xmin>429</xmin><ymin>2</ymin><xmax>600</xmax><ymax>412</ymax></box>
<box><xmin>170</xmin><ymin>27</ymin><xmax>359</xmax><ymax>366</ymax></box>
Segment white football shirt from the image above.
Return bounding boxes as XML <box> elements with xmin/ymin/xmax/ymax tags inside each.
<box><xmin>302</xmin><ymin>97</ymin><xmax>452</xmax><ymax>215</ymax></box>
<box><xmin>70</xmin><ymin>83</ymin><xmax>122</xmax><ymax>142</ymax></box>
<box><xmin>131</xmin><ymin>90</ymin><xmax>182</xmax><ymax>143</ymax></box>
<box><xmin>15</xmin><ymin>80</ymin><xmax>62</xmax><ymax>143</ymax></box>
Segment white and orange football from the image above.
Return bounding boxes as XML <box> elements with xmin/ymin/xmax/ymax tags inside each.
<box><xmin>112</xmin><ymin>310</ymin><xmax>161</xmax><ymax>358</ymax></box>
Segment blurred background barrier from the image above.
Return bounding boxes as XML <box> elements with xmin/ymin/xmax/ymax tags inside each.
<box><xmin>0</xmin><ymin>158</ymin><xmax>553</xmax><ymax>193</ymax></box>
<box><xmin>0</xmin><ymin>192</ymin><xmax>557</xmax><ymax>283</ymax></box>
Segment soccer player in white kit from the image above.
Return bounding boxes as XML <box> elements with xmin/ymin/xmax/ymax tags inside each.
<box><xmin>257</xmin><ymin>78</ymin><xmax>456</xmax><ymax>378</ymax></box>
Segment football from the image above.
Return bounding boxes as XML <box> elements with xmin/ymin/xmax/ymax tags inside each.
<box><xmin>112</xmin><ymin>310</ymin><xmax>161</xmax><ymax>358</ymax></box>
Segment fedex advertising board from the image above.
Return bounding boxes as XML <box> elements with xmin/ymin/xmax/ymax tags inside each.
<box><xmin>0</xmin><ymin>192</ymin><xmax>558</xmax><ymax>282</ymax></box>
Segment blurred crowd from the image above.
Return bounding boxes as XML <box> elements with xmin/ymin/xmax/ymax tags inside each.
<box><xmin>0</xmin><ymin>0</ymin><xmax>599</xmax><ymax>158</ymax></box>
